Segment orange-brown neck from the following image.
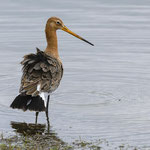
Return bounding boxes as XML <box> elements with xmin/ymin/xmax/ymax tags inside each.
<box><xmin>44</xmin><ymin>26</ymin><xmax>59</xmax><ymax>58</ymax></box>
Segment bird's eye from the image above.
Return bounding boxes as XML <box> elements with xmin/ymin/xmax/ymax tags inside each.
<box><xmin>56</xmin><ymin>21</ymin><xmax>61</xmax><ymax>25</ymax></box>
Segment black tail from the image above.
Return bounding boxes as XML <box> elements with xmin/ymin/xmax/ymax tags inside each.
<box><xmin>10</xmin><ymin>94</ymin><xmax>45</xmax><ymax>112</ymax></box>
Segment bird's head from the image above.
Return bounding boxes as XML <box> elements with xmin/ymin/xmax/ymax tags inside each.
<box><xmin>46</xmin><ymin>17</ymin><xmax>64</xmax><ymax>30</ymax></box>
<box><xmin>46</xmin><ymin>17</ymin><xmax>94</xmax><ymax>46</ymax></box>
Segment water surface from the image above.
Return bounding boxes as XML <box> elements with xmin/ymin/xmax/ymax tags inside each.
<box><xmin>1</xmin><ymin>0</ymin><xmax>150</xmax><ymax>149</ymax></box>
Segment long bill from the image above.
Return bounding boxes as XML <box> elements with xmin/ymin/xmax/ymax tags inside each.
<box><xmin>61</xmin><ymin>26</ymin><xmax>94</xmax><ymax>46</ymax></box>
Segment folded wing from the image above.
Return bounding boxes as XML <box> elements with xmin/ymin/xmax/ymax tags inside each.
<box><xmin>19</xmin><ymin>48</ymin><xmax>63</xmax><ymax>96</ymax></box>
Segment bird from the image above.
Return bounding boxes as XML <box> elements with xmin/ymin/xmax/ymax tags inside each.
<box><xmin>10</xmin><ymin>17</ymin><xmax>94</xmax><ymax>123</ymax></box>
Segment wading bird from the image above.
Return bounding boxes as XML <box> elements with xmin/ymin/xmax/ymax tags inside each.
<box><xmin>10</xmin><ymin>17</ymin><xmax>94</xmax><ymax>123</ymax></box>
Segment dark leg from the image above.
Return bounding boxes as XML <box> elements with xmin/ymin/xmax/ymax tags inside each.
<box><xmin>46</xmin><ymin>95</ymin><xmax>50</xmax><ymax>117</ymax></box>
<box><xmin>46</xmin><ymin>112</ymin><xmax>50</xmax><ymax>133</ymax></box>
<box><xmin>45</xmin><ymin>95</ymin><xmax>50</xmax><ymax>133</ymax></box>
<box><xmin>35</xmin><ymin>112</ymin><xmax>39</xmax><ymax>124</ymax></box>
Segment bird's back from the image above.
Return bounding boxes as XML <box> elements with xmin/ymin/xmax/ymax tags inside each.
<box><xmin>20</xmin><ymin>48</ymin><xmax>63</xmax><ymax>96</ymax></box>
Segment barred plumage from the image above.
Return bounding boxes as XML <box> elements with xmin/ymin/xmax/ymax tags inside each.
<box><xmin>20</xmin><ymin>48</ymin><xmax>63</xmax><ymax>96</ymax></box>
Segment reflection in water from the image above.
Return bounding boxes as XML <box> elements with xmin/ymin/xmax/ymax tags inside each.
<box><xmin>11</xmin><ymin>121</ymin><xmax>46</xmax><ymax>136</ymax></box>
<box><xmin>10</xmin><ymin>121</ymin><xmax>66</xmax><ymax>149</ymax></box>
<box><xmin>10</xmin><ymin>113</ymin><xmax>66</xmax><ymax>149</ymax></box>
<box><xmin>11</xmin><ymin>112</ymin><xmax>51</xmax><ymax>136</ymax></box>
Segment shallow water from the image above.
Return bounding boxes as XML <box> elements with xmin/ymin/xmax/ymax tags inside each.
<box><xmin>1</xmin><ymin>0</ymin><xmax>150</xmax><ymax>148</ymax></box>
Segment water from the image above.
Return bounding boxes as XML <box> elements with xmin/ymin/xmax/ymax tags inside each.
<box><xmin>1</xmin><ymin>0</ymin><xmax>150</xmax><ymax>148</ymax></box>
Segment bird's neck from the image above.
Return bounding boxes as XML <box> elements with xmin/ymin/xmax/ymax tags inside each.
<box><xmin>45</xmin><ymin>28</ymin><xmax>59</xmax><ymax>59</ymax></box>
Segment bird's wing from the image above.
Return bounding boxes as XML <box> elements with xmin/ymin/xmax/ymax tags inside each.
<box><xmin>19</xmin><ymin>48</ymin><xmax>63</xmax><ymax>96</ymax></box>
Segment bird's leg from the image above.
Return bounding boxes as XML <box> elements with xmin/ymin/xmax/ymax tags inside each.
<box><xmin>46</xmin><ymin>95</ymin><xmax>50</xmax><ymax>117</ymax></box>
<box><xmin>35</xmin><ymin>112</ymin><xmax>39</xmax><ymax>124</ymax></box>
<box><xmin>45</xmin><ymin>95</ymin><xmax>50</xmax><ymax>133</ymax></box>
<box><xmin>46</xmin><ymin>113</ymin><xmax>50</xmax><ymax>133</ymax></box>
<box><xmin>46</xmin><ymin>111</ymin><xmax>50</xmax><ymax>133</ymax></box>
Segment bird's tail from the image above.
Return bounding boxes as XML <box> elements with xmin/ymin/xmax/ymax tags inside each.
<box><xmin>10</xmin><ymin>94</ymin><xmax>45</xmax><ymax>112</ymax></box>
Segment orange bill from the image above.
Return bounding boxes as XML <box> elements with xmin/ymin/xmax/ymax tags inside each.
<box><xmin>62</xmin><ymin>26</ymin><xmax>94</xmax><ymax>46</ymax></box>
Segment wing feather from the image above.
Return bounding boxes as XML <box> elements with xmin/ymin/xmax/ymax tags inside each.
<box><xmin>19</xmin><ymin>48</ymin><xmax>63</xmax><ymax>96</ymax></box>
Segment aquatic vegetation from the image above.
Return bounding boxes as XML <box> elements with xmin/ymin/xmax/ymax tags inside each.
<box><xmin>0</xmin><ymin>118</ymin><xmax>149</xmax><ymax>150</ymax></box>
<box><xmin>0</xmin><ymin>133</ymin><xmax>148</xmax><ymax>150</ymax></box>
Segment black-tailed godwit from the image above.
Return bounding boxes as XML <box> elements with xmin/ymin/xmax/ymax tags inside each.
<box><xmin>10</xmin><ymin>17</ymin><xmax>94</xmax><ymax>123</ymax></box>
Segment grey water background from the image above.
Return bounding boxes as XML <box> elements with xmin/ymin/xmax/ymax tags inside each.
<box><xmin>1</xmin><ymin>0</ymin><xmax>150</xmax><ymax>148</ymax></box>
